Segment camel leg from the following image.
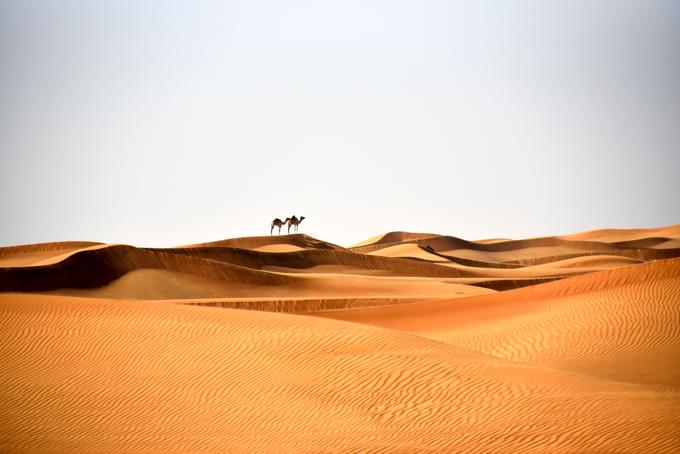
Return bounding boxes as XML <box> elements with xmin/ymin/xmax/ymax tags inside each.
<box><xmin>271</xmin><ymin>225</ymin><xmax>274</xmax><ymax>235</ymax></box>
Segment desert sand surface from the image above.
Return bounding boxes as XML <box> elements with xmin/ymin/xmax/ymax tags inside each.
<box><xmin>1</xmin><ymin>225</ymin><xmax>680</xmax><ymax>452</ymax></box>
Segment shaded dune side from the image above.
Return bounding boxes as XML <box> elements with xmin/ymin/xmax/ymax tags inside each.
<box><xmin>352</xmin><ymin>232</ymin><xmax>680</xmax><ymax>265</ymax></box>
<box><xmin>318</xmin><ymin>259</ymin><xmax>680</xmax><ymax>386</ymax></box>
<box><xmin>436</xmin><ymin>255</ymin><xmax>646</xmax><ymax>291</ymax></box>
<box><xmin>353</xmin><ymin>224</ymin><xmax>680</xmax><ymax>249</ymax></box>
<box><xmin>182</xmin><ymin>233</ymin><xmax>344</xmax><ymax>251</ymax></box>
<box><xmin>358</xmin><ymin>243</ymin><xmax>652</xmax><ymax>290</ymax></box>
<box><xmin>438</xmin><ymin>248</ymin><xmax>678</xmax><ymax>267</ymax></box>
<box><xmin>52</xmin><ymin>268</ymin><xmax>489</xmax><ymax>300</ymax></box>
<box><xmin>170</xmin><ymin>296</ymin><xmax>447</xmax><ymax>313</ymax></box>
<box><xmin>463</xmin><ymin>277</ymin><xmax>566</xmax><ymax>291</ymax></box>
<box><xmin>432</xmin><ymin>248</ymin><xmax>645</xmax><ymax>269</ymax></box>
<box><xmin>0</xmin><ymin>245</ymin><xmax>294</xmax><ymax>293</ymax></box>
<box><xmin>0</xmin><ymin>244</ymin><xmax>477</xmax><ymax>294</ymax></box>
<box><xmin>351</xmin><ymin>233</ymin><xmax>617</xmax><ymax>254</ymax></box>
<box><xmin>1</xmin><ymin>294</ymin><xmax>678</xmax><ymax>453</ymax></box>
<box><xmin>0</xmin><ymin>244</ymin><xmax>487</xmax><ymax>300</ymax></box>
<box><xmin>418</xmin><ymin>246</ymin><xmax>524</xmax><ymax>268</ymax></box>
<box><xmin>610</xmin><ymin>236</ymin><xmax>679</xmax><ymax>249</ymax></box>
<box><xmin>2</xmin><ymin>238</ymin><xmax>667</xmax><ymax>297</ymax></box>
<box><xmin>361</xmin><ymin>245</ymin><xmax>579</xmax><ymax>289</ymax></box>
<box><xmin>525</xmin><ymin>254</ymin><xmax>644</xmax><ymax>269</ymax></box>
<box><xmin>168</xmin><ymin>246</ymin><xmax>475</xmax><ymax>278</ymax></box>
<box><xmin>496</xmin><ymin>249</ymin><xmax>680</xmax><ymax>266</ymax></box>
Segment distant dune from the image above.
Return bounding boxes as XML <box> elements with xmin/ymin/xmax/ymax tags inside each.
<box><xmin>1</xmin><ymin>225</ymin><xmax>679</xmax><ymax>452</ymax></box>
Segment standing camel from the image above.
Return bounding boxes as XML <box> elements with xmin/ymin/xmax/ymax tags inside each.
<box><xmin>287</xmin><ymin>215</ymin><xmax>306</xmax><ymax>233</ymax></box>
<box><xmin>270</xmin><ymin>217</ymin><xmax>289</xmax><ymax>235</ymax></box>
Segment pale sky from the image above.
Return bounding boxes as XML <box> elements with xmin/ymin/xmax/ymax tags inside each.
<box><xmin>1</xmin><ymin>0</ymin><xmax>678</xmax><ymax>247</ymax></box>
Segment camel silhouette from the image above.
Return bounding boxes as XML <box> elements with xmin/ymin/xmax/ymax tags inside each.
<box><xmin>270</xmin><ymin>217</ymin><xmax>290</xmax><ymax>235</ymax></box>
<box><xmin>287</xmin><ymin>215</ymin><xmax>305</xmax><ymax>233</ymax></box>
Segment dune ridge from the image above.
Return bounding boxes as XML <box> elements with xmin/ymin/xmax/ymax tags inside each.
<box><xmin>0</xmin><ymin>241</ymin><xmax>103</xmax><ymax>267</ymax></box>
<box><xmin>0</xmin><ymin>240</ymin><xmax>102</xmax><ymax>256</ymax></box>
<box><xmin>171</xmin><ymin>245</ymin><xmax>474</xmax><ymax>277</ymax></box>
<box><xmin>354</xmin><ymin>231</ymin><xmax>680</xmax><ymax>265</ymax></box>
<box><xmin>0</xmin><ymin>243</ymin><xmax>480</xmax><ymax>292</ymax></box>
<box><xmin>3</xmin><ymin>225</ymin><xmax>679</xmax><ymax>301</ymax></box>
<box><xmin>0</xmin><ymin>244</ymin><xmax>490</xmax><ymax>300</ymax></box>
<box><xmin>182</xmin><ymin>233</ymin><xmax>344</xmax><ymax>250</ymax></box>
<box><xmin>559</xmin><ymin>224</ymin><xmax>680</xmax><ymax>242</ymax></box>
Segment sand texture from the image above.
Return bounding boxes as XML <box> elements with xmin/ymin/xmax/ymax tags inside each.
<box><xmin>1</xmin><ymin>225</ymin><xmax>679</xmax><ymax>452</ymax></box>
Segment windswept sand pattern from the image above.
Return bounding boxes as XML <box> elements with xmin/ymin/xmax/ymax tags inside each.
<box><xmin>1</xmin><ymin>224</ymin><xmax>680</xmax><ymax>452</ymax></box>
<box><xmin>1</xmin><ymin>294</ymin><xmax>679</xmax><ymax>452</ymax></box>
<box><xmin>320</xmin><ymin>259</ymin><xmax>680</xmax><ymax>386</ymax></box>
<box><xmin>436</xmin><ymin>262</ymin><xmax>680</xmax><ymax>386</ymax></box>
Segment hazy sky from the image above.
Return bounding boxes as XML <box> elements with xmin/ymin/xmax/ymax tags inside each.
<box><xmin>1</xmin><ymin>0</ymin><xmax>679</xmax><ymax>247</ymax></box>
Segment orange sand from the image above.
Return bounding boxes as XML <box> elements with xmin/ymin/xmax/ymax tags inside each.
<box><xmin>1</xmin><ymin>225</ymin><xmax>679</xmax><ymax>452</ymax></box>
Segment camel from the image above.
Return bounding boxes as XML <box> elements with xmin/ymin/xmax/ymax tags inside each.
<box><xmin>270</xmin><ymin>217</ymin><xmax>289</xmax><ymax>235</ymax></box>
<box><xmin>287</xmin><ymin>215</ymin><xmax>305</xmax><ymax>233</ymax></box>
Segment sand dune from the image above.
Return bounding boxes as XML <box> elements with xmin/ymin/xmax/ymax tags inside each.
<box><xmin>2</xmin><ymin>293</ymin><xmax>678</xmax><ymax>452</ymax></box>
<box><xmin>366</xmin><ymin>242</ymin><xmax>450</xmax><ymax>262</ymax></box>
<box><xmin>0</xmin><ymin>244</ymin><xmax>294</xmax><ymax>294</ymax></box>
<box><xmin>318</xmin><ymin>258</ymin><xmax>680</xmax><ymax>386</ymax></box>
<box><xmin>349</xmin><ymin>231</ymin><xmax>436</xmax><ymax>248</ymax></box>
<box><xmin>560</xmin><ymin>224</ymin><xmax>680</xmax><ymax>242</ymax></box>
<box><xmin>182</xmin><ymin>233</ymin><xmax>344</xmax><ymax>250</ymax></box>
<box><xmin>351</xmin><ymin>230</ymin><xmax>680</xmax><ymax>264</ymax></box>
<box><xmin>1</xmin><ymin>243</ymin><xmax>490</xmax><ymax>299</ymax></box>
<box><xmin>2</xmin><ymin>224</ymin><xmax>680</xmax><ymax>451</ymax></box>
<box><xmin>49</xmin><ymin>268</ymin><xmax>490</xmax><ymax>300</ymax></box>
<box><xmin>438</xmin><ymin>254</ymin><xmax>645</xmax><ymax>281</ymax></box>
<box><xmin>171</xmin><ymin>245</ymin><xmax>474</xmax><ymax>278</ymax></box>
<box><xmin>526</xmin><ymin>254</ymin><xmax>644</xmax><ymax>269</ymax></box>
<box><xmin>0</xmin><ymin>241</ymin><xmax>102</xmax><ymax>267</ymax></box>
<box><xmin>4</xmin><ymin>227</ymin><xmax>677</xmax><ymax>299</ymax></box>
<box><xmin>473</xmin><ymin>237</ymin><xmax>513</xmax><ymax>243</ymax></box>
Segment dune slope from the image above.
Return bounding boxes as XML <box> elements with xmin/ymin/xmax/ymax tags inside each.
<box><xmin>1</xmin><ymin>294</ymin><xmax>678</xmax><ymax>453</ymax></box>
<box><xmin>317</xmin><ymin>258</ymin><xmax>680</xmax><ymax>386</ymax></box>
<box><xmin>0</xmin><ymin>241</ymin><xmax>102</xmax><ymax>267</ymax></box>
